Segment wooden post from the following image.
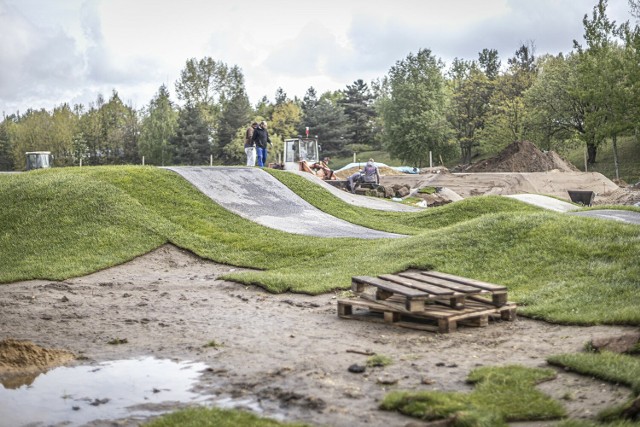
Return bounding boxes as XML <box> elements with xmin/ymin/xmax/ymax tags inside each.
<box><xmin>142</xmin><ymin>156</ymin><xmax>145</xmax><ymax>166</ymax></box>
<box><xmin>210</xmin><ymin>155</ymin><xmax>213</xmax><ymax>166</ymax></box>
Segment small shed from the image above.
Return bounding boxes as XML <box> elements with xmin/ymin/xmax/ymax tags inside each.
<box><xmin>25</xmin><ymin>151</ymin><xmax>53</xmax><ymax>171</ymax></box>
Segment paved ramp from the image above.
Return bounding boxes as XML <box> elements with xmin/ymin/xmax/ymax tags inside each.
<box><xmin>166</xmin><ymin>167</ymin><xmax>405</xmax><ymax>239</ymax></box>
<box><xmin>505</xmin><ymin>194</ymin><xmax>578</xmax><ymax>213</ymax></box>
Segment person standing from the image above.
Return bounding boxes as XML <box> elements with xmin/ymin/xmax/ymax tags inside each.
<box><xmin>244</xmin><ymin>122</ymin><xmax>258</xmax><ymax>166</ymax></box>
<box><xmin>251</xmin><ymin>120</ymin><xmax>272</xmax><ymax>167</ymax></box>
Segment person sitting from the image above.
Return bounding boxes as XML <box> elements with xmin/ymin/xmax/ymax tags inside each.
<box><xmin>310</xmin><ymin>157</ymin><xmax>336</xmax><ymax>180</ymax></box>
<box><xmin>347</xmin><ymin>158</ymin><xmax>380</xmax><ymax>193</ymax></box>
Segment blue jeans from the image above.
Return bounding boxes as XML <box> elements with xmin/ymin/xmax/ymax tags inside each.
<box><xmin>256</xmin><ymin>147</ymin><xmax>267</xmax><ymax>167</ymax></box>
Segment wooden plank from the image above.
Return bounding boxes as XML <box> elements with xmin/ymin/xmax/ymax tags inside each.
<box><xmin>360</xmin><ymin>294</ymin><xmax>414</xmax><ymax>314</ymax></box>
<box><xmin>372</xmin><ymin>286</ymin><xmax>426</xmax><ymax>312</ymax></box>
<box><xmin>337</xmin><ymin>301</ymin><xmax>352</xmax><ymax>316</ymax></box>
<box><xmin>420</xmin><ymin>270</ymin><xmax>507</xmax><ymax>292</ymax></box>
<box><xmin>438</xmin><ymin>318</ymin><xmax>456</xmax><ymax>333</ymax></box>
<box><xmin>449</xmin><ymin>295</ymin><xmax>466</xmax><ymax>310</ymax></box>
<box><xmin>352</xmin><ymin>276</ymin><xmax>429</xmax><ymax>299</ymax></box>
<box><xmin>384</xmin><ymin>311</ymin><xmax>400</xmax><ymax>323</ymax></box>
<box><xmin>378</xmin><ymin>274</ymin><xmax>456</xmax><ymax>296</ymax></box>
<box><xmin>397</xmin><ymin>272</ymin><xmax>489</xmax><ymax>294</ymax></box>
<box><xmin>500</xmin><ymin>307</ymin><xmax>517</xmax><ymax>321</ymax></box>
<box><xmin>337</xmin><ymin>297</ymin><xmax>516</xmax><ymax>334</ymax></box>
<box><xmin>468</xmin><ymin>294</ymin><xmax>510</xmax><ymax>308</ymax></box>
<box><xmin>376</xmin><ymin>288</ymin><xmax>394</xmax><ymax>300</ymax></box>
<box><xmin>406</xmin><ymin>299</ymin><xmax>426</xmax><ymax>312</ymax></box>
<box><xmin>492</xmin><ymin>292</ymin><xmax>508</xmax><ymax>307</ymax></box>
<box><xmin>459</xmin><ymin>315</ymin><xmax>489</xmax><ymax>328</ymax></box>
<box><xmin>393</xmin><ymin>321</ymin><xmax>439</xmax><ymax>333</ymax></box>
<box><xmin>364</xmin><ymin>294</ymin><xmax>506</xmax><ymax>322</ymax></box>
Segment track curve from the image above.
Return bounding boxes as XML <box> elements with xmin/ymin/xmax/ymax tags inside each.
<box><xmin>166</xmin><ymin>167</ymin><xmax>406</xmax><ymax>239</ymax></box>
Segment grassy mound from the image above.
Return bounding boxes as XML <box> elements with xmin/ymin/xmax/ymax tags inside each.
<box><xmin>1</xmin><ymin>166</ymin><xmax>639</xmax><ymax>325</ymax></box>
<box><xmin>144</xmin><ymin>406</ymin><xmax>309</xmax><ymax>427</ymax></box>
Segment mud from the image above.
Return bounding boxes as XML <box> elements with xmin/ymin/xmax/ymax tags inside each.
<box><xmin>1</xmin><ymin>245</ymin><xmax>637</xmax><ymax>426</ymax></box>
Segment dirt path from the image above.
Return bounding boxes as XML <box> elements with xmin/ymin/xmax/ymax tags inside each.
<box><xmin>1</xmin><ymin>245</ymin><xmax>636</xmax><ymax>426</ymax></box>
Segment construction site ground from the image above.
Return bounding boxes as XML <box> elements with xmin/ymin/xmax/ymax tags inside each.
<box><xmin>1</xmin><ymin>245</ymin><xmax>637</xmax><ymax>427</ymax></box>
<box><xmin>2</xmin><ymin>141</ymin><xmax>640</xmax><ymax>427</ymax></box>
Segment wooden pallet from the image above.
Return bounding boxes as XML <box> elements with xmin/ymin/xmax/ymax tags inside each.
<box><xmin>341</xmin><ymin>270</ymin><xmax>516</xmax><ymax>333</ymax></box>
<box><xmin>338</xmin><ymin>295</ymin><xmax>516</xmax><ymax>333</ymax></box>
<box><xmin>352</xmin><ymin>270</ymin><xmax>508</xmax><ymax>312</ymax></box>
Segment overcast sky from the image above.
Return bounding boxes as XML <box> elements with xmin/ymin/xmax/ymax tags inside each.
<box><xmin>0</xmin><ymin>0</ymin><xmax>633</xmax><ymax>115</ymax></box>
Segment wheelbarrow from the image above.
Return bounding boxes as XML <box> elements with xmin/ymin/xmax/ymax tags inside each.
<box><xmin>568</xmin><ymin>190</ymin><xmax>594</xmax><ymax>206</ymax></box>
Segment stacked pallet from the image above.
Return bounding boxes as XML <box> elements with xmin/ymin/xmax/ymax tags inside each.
<box><xmin>337</xmin><ymin>270</ymin><xmax>516</xmax><ymax>333</ymax></box>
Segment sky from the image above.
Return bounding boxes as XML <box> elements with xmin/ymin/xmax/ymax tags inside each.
<box><xmin>0</xmin><ymin>0</ymin><xmax>634</xmax><ymax>115</ymax></box>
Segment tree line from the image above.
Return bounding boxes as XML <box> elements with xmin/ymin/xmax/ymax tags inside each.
<box><xmin>1</xmin><ymin>0</ymin><xmax>638</xmax><ymax>177</ymax></box>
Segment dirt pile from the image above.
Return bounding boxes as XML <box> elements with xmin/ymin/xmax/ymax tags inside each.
<box><xmin>334</xmin><ymin>166</ymin><xmax>404</xmax><ymax>180</ymax></box>
<box><xmin>593</xmin><ymin>187</ymin><xmax>640</xmax><ymax>206</ymax></box>
<box><xmin>0</xmin><ymin>339</ymin><xmax>75</xmax><ymax>374</ymax></box>
<box><xmin>464</xmin><ymin>141</ymin><xmax>579</xmax><ymax>173</ymax></box>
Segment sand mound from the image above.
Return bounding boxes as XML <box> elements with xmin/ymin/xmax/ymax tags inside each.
<box><xmin>593</xmin><ymin>187</ymin><xmax>640</xmax><ymax>206</ymax></box>
<box><xmin>334</xmin><ymin>166</ymin><xmax>405</xmax><ymax>180</ymax></box>
<box><xmin>0</xmin><ymin>339</ymin><xmax>75</xmax><ymax>374</ymax></box>
<box><xmin>465</xmin><ymin>141</ymin><xmax>579</xmax><ymax>173</ymax></box>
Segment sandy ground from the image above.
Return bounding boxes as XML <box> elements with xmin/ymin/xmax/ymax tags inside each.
<box><xmin>1</xmin><ymin>245</ymin><xmax>638</xmax><ymax>427</ymax></box>
<box><xmin>380</xmin><ymin>171</ymin><xmax>621</xmax><ymax>201</ymax></box>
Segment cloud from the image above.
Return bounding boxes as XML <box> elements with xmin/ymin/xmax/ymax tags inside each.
<box><xmin>1</xmin><ymin>0</ymin><xmax>635</xmax><ymax>114</ymax></box>
<box><xmin>81</xmin><ymin>0</ymin><xmax>163</xmax><ymax>86</ymax></box>
<box><xmin>0</xmin><ymin>1</ymin><xmax>84</xmax><ymax>110</ymax></box>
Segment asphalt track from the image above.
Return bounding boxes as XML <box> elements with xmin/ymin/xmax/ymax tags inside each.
<box><xmin>291</xmin><ymin>170</ymin><xmax>422</xmax><ymax>212</ymax></box>
<box><xmin>167</xmin><ymin>167</ymin><xmax>640</xmax><ymax>238</ymax></box>
<box><xmin>507</xmin><ymin>194</ymin><xmax>640</xmax><ymax>224</ymax></box>
<box><xmin>166</xmin><ymin>167</ymin><xmax>406</xmax><ymax>239</ymax></box>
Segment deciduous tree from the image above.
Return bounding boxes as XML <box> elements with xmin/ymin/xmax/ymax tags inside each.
<box><xmin>382</xmin><ymin>49</ymin><xmax>455</xmax><ymax>167</ymax></box>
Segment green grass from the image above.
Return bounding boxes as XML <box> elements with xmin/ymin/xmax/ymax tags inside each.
<box><xmin>562</xmin><ymin>135</ymin><xmax>640</xmax><ymax>184</ymax></box>
<box><xmin>380</xmin><ymin>365</ymin><xmax>565</xmax><ymax>426</ymax></box>
<box><xmin>548</xmin><ymin>351</ymin><xmax>640</xmax><ymax>426</ymax></box>
<box><xmin>366</xmin><ymin>354</ymin><xmax>393</xmax><ymax>367</ymax></box>
<box><xmin>144</xmin><ymin>406</ymin><xmax>309</xmax><ymax>427</ymax></box>
<box><xmin>555</xmin><ymin>420</ymin><xmax>640</xmax><ymax>427</ymax></box>
<box><xmin>548</xmin><ymin>352</ymin><xmax>640</xmax><ymax>395</ymax></box>
<box><xmin>1</xmin><ymin>166</ymin><xmax>640</xmax><ymax>326</ymax></box>
<box><xmin>265</xmin><ymin>168</ymin><xmax>543</xmax><ymax>235</ymax></box>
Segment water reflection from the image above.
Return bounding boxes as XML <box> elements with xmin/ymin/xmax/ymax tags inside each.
<box><xmin>0</xmin><ymin>357</ymin><xmax>209</xmax><ymax>426</ymax></box>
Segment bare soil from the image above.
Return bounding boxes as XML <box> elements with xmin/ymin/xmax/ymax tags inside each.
<box><xmin>461</xmin><ymin>141</ymin><xmax>580</xmax><ymax>173</ymax></box>
<box><xmin>1</xmin><ymin>245</ymin><xmax>637</xmax><ymax>427</ymax></box>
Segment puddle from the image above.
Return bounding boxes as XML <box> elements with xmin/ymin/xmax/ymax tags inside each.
<box><xmin>0</xmin><ymin>357</ymin><xmax>210</xmax><ymax>426</ymax></box>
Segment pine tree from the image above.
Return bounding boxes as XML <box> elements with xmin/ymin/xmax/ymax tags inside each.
<box><xmin>172</xmin><ymin>105</ymin><xmax>210</xmax><ymax>165</ymax></box>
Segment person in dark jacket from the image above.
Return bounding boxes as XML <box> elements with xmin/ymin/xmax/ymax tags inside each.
<box><xmin>251</xmin><ymin>121</ymin><xmax>272</xmax><ymax>167</ymax></box>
